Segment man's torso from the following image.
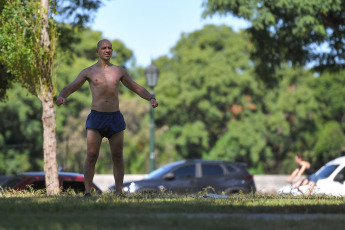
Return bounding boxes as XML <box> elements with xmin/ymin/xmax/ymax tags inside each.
<box><xmin>86</xmin><ymin>64</ymin><xmax>123</xmax><ymax>112</ymax></box>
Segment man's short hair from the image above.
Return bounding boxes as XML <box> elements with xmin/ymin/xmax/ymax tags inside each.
<box><xmin>97</xmin><ymin>39</ymin><xmax>111</xmax><ymax>49</ymax></box>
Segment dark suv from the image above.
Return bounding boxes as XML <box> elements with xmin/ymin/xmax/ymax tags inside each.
<box><xmin>109</xmin><ymin>160</ymin><xmax>256</xmax><ymax>194</ymax></box>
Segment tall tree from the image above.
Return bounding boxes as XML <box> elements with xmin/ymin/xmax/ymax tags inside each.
<box><xmin>0</xmin><ymin>0</ymin><xmax>59</xmax><ymax>195</ymax></box>
<box><xmin>205</xmin><ymin>66</ymin><xmax>322</xmax><ymax>173</ymax></box>
<box><xmin>154</xmin><ymin>25</ymin><xmax>255</xmax><ymax>159</ymax></box>
<box><xmin>203</xmin><ymin>0</ymin><xmax>345</xmax><ymax>86</ymax></box>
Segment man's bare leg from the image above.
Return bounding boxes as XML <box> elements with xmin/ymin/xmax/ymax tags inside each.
<box><xmin>109</xmin><ymin>131</ymin><xmax>124</xmax><ymax>195</ymax></box>
<box><xmin>84</xmin><ymin>129</ymin><xmax>102</xmax><ymax>195</ymax></box>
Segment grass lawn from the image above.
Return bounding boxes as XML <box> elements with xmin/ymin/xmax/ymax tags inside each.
<box><xmin>1</xmin><ymin>190</ymin><xmax>345</xmax><ymax>230</ymax></box>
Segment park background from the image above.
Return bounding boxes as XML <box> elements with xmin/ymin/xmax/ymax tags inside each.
<box><xmin>1</xmin><ymin>0</ymin><xmax>345</xmax><ymax>176</ymax></box>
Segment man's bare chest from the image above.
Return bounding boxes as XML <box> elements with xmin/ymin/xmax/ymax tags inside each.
<box><xmin>88</xmin><ymin>69</ymin><xmax>122</xmax><ymax>87</ymax></box>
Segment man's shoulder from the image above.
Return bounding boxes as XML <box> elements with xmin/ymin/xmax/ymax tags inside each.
<box><xmin>85</xmin><ymin>64</ymin><xmax>98</xmax><ymax>71</ymax></box>
<box><xmin>79</xmin><ymin>65</ymin><xmax>94</xmax><ymax>74</ymax></box>
<box><xmin>76</xmin><ymin>65</ymin><xmax>96</xmax><ymax>80</ymax></box>
<box><xmin>110</xmin><ymin>64</ymin><xmax>128</xmax><ymax>77</ymax></box>
<box><xmin>110</xmin><ymin>64</ymin><xmax>126</xmax><ymax>71</ymax></box>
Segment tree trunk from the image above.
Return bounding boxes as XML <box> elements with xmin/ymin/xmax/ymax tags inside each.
<box><xmin>40</xmin><ymin>0</ymin><xmax>59</xmax><ymax>195</ymax></box>
<box><xmin>41</xmin><ymin>90</ymin><xmax>59</xmax><ymax>195</ymax></box>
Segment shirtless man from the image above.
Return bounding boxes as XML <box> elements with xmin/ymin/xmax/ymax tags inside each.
<box><xmin>56</xmin><ymin>39</ymin><xmax>158</xmax><ymax>196</ymax></box>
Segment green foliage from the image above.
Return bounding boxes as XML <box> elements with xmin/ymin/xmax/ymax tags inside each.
<box><xmin>0</xmin><ymin>64</ymin><xmax>15</xmax><ymax>102</ymax></box>
<box><xmin>304</xmin><ymin>70</ymin><xmax>345</xmax><ymax>169</ymax></box>
<box><xmin>202</xmin><ymin>0</ymin><xmax>345</xmax><ymax>85</ymax></box>
<box><xmin>155</xmin><ymin>25</ymin><xmax>256</xmax><ymax>159</ymax></box>
<box><xmin>205</xmin><ymin>112</ymin><xmax>271</xmax><ymax>173</ymax></box>
<box><xmin>1</xmin><ymin>149</ymin><xmax>31</xmax><ymax>174</ymax></box>
<box><xmin>199</xmin><ymin>64</ymin><xmax>324</xmax><ymax>173</ymax></box>
<box><xmin>311</xmin><ymin>70</ymin><xmax>345</xmax><ymax>123</ymax></box>
<box><xmin>312</xmin><ymin>121</ymin><xmax>345</xmax><ymax>168</ymax></box>
<box><xmin>119</xmin><ymin>97</ymin><xmax>151</xmax><ymax>173</ymax></box>
<box><xmin>0</xmin><ymin>0</ymin><xmax>57</xmax><ymax>96</ymax></box>
<box><xmin>56</xmin><ymin>23</ymin><xmax>82</xmax><ymax>58</ymax></box>
<box><xmin>261</xmin><ymin>67</ymin><xmax>320</xmax><ymax>172</ymax></box>
<box><xmin>56</xmin><ymin>109</ymin><xmax>88</xmax><ymax>173</ymax></box>
<box><xmin>0</xmin><ymin>84</ymin><xmax>43</xmax><ymax>174</ymax></box>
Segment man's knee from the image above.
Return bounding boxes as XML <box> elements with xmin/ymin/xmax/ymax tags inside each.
<box><xmin>86</xmin><ymin>151</ymin><xmax>99</xmax><ymax>165</ymax></box>
<box><xmin>112</xmin><ymin>151</ymin><xmax>123</xmax><ymax>162</ymax></box>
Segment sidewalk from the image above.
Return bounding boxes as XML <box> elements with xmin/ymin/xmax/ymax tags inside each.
<box><xmin>93</xmin><ymin>174</ymin><xmax>146</xmax><ymax>191</ymax></box>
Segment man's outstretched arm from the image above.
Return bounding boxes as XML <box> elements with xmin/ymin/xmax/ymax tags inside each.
<box><xmin>56</xmin><ymin>70</ymin><xmax>88</xmax><ymax>106</ymax></box>
<box><xmin>121</xmin><ymin>69</ymin><xmax>158</xmax><ymax>108</ymax></box>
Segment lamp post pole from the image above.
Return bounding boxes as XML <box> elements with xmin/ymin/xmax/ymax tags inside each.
<box><xmin>145</xmin><ymin>61</ymin><xmax>159</xmax><ymax>172</ymax></box>
<box><xmin>149</xmin><ymin>88</ymin><xmax>155</xmax><ymax>172</ymax></box>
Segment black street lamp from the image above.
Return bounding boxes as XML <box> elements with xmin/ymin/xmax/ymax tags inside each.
<box><xmin>145</xmin><ymin>61</ymin><xmax>159</xmax><ymax>172</ymax></box>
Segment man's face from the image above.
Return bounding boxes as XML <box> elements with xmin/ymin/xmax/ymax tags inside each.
<box><xmin>97</xmin><ymin>41</ymin><xmax>113</xmax><ymax>60</ymax></box>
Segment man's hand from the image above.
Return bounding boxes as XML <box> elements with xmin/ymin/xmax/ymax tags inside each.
<box><xmin>150</xmin><ymin>98</ymin><xmax>158</xmax><ymax>108</ymax></box>
<box><xmin>56</xmin><ymin>96</ymin><xmax>66</xmax><ymax>106</ymax></box>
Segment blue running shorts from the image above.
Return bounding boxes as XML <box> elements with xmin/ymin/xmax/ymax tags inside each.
<box><xmin>85</xmin><ymin>110</ymin><xmax>126</xmax><ymax>139</ymax></box>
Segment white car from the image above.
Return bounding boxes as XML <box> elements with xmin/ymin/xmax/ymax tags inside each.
<box><xmin>279</xmin><ymin>156</ymin><xmax>345</xmax><ymax>196</ymax></box>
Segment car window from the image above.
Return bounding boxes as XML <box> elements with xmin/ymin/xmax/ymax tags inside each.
<box><xmin>0</xmin><ymin>177</ymin><xmax>23</xmax><ymax>189</ymax></box>
<box><xmin>63</xmin><ymin>181</ymin><xmax>85</xmax><ymax>193</ymax></box>
<box><xmin>145</xmin><ymin>161</ymin><xmax>184</xmax><ymax>179</ymax></box>
<box><xmin>202</xmin><ymin>164</ymin><xmax>224</xmax><ymax>177</ymax></box>
<box><xmin>173</xmin><ymin>165</ymin><xmax>195</xmax><ymax>179</ymax></box>
<box><xmin>225</xmin><ymin>164</ymin><xmax>237</xmax><ymax>173</ymax></box>
<box><xmin>316</xmin><ymin>164</ymin><xmax>339</xmax><ymax>180</ymax></box>
<box><xmin>334</xmin><ymin>167</ymin><xmax>345</xmax><ymax>183</ymax></box>
<box><xmin>0</xmin><ymin>176</ymin><xmax>12</xmax><ymax>185</ymax></box>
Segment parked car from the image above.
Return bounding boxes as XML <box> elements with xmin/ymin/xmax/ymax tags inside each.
<box><xmin>278</xmin><ymin>156</ymin><xmax>345</xmax><ymax>196</ymax></box>
<box><xmin>109</xmin><ymin>159</ymin><xmax>256</xmax><ymax>194</ymax></box>
<box><xmin>0</xmin><ymin>172</ymin><xmax>102</xmax><ymax>194</ymax></box>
